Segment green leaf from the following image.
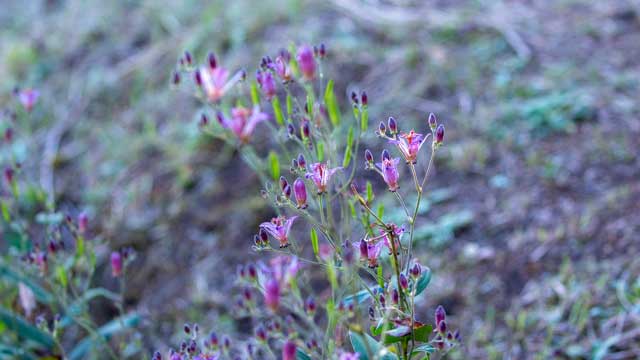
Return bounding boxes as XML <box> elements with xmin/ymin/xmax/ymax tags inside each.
<box><xmin>310</xmin><ymin>228</ymin><xmax>319</xmax><ymax>258</ymax></box>
<box><xmin>349</xmin><ymin>331</ymin><xmax>398</xmax><ymax>360</ymax></box>
<box><xmin>296</xmin><ymin>348</ymin><xmax>312</xmax><ymax>360</ymax></box>
<box><xmin>361</xmin><ymin>107</ymin><xmax>369</xmax><ymax>132</ymax></box>
<box><xmin>286</xmin><ymin>93</ymin><xmax>293</xmax><ymax>116</ymax></box>
<box><xmin>68</xmin><ymin>312</ymin><xmax>140</xmax><ymax>360</ymax></box>
<box><xmin>415</xmin><ymin>267</ymin><xmax>432</xmax><ymax>296</ymax></box>
<box><xmin>268</xmin><ymin>151</ymin><xmax>280</xmax><ymax>181</ymax></box>
<box><xmin>0</xmin><ymin>307</ymin><xmax>55</xmax><ymax>350</ymax></box>
<box><xmin>56</xmin><ymin>265</ymin><xmax>67</xmax><ymax>288</ymax></box>
<box><xmin>316</xmin><ymin>142</ymin><xmax>325</xmax><ymax>162</ymax></box>
<box><xmin>382</xmin><ymin>324</ymin><xmax>433</xmax><ymax>345</ymax></box>
<box><xmin>366</xmin><ymin>181</ymin><xmax>374</xmax><ymax>203</ymax></box>
<box><xmin>0</xmin><ymin>201</ymin><xmax>10</xmax><ymax>222</ymax></box>
<box><xmin>324</xmin><ymin>79</ymin><xmax>341</xmax><ymax>126</ymax></box>
<box><xmin>272</xmin><ymin>96</ymin><xmax>285</xmax><ymax>126</ymax></box>
<box><xmin>377</xmin><ymin>203</ymin><xmax>384</xmax><ymax>219</ymax></box>
<box><xmin>342</xmin><ymin>126</ymin><xmax>354</xmax><ymax>168</ymax></box>
<box><xmin>250</xmin><ymin>81</ymin><xmax>260</xmax><ymax>106</ymax></box>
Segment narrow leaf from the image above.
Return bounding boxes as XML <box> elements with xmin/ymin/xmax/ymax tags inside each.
<box><xmin>272</xmin><ymin>96</ymin><xmax>285</xmax><ymax>126</ymax></box>
<box><xmin>310</xmin><ymin>228</ymin><xmax>319</xmax><ymax>258</ymax></box>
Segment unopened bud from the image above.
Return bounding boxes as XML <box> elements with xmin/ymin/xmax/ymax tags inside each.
<box><xmin>382</xmin><ymin>149</ymin><xmax>391</xmax><ymax>161</ymax></box>
<box><xmin>378</xmin><ymin>121</ymin><xmax>386</xmax><ymax>135</ymax></box>
<box><xmin>392</xmin><ymin>289</ymin><xmax>399</xmax><ymax>304</ymax></box>
<box><xmin>207</xmin><ymin>52</ymin><xmax>217</xmax><ymax>69</ymax></box>
<box><xmin>388</xmin><ymin>117</ymin><xmax>397</xmax><ymax>134</ymax></box>
<box><xmin>297</xmin><ymin>153</ymin><xmax>306</xmax><ymax>168</ymax></box>
<box><xmin>410</xmin><ymin>263</ymin><xmax>422</xmax><ymax>278</ymax></box>
<box><xmin>435</xmin><ymin>124</ymin><xmax>445</xmax><ymax>145</ymax></box>
<box><xmin>110</xmin><ymin>251</ymin><xmax>122</xmax><ymax>277</ymax></box>
<box><xmin>428</xmin><ymin>112</ymin><xmax>437</xmax><ymax>130</ymax></box>
<box><xmin>172</xmin><ymin>71</ymin><xmax>181</xmax><ymax>85</ymax></box>
<box><xmin>361</xmin><ymin>91</ymin><xmax>368</xmax><ymax>106</ymax></box>
<box><xmin>183</xmin><ymin>51</ymin><xmax>192</xmax><ymax>66</ymax></box>
<box><xmin>364</xmin><ymin>149</ymin><xmax>373</xmax><ymax>163</ymax></box>
<box><xmin>279</xmin><ymin>176</ymin><xmax>288</xmax><ymax>192</ymax></box>
<box><xmin>399</xmin><ymin>273</ymin><xmax>408</xmax><ymax>289</ymax></box>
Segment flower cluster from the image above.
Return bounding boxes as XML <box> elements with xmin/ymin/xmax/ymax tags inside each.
<box><xmin>165</xmin><ymin>42</ymin><xmax>460</xmax><ymax>359</ymax></box>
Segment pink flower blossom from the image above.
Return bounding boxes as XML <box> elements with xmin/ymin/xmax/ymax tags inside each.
<box><xmin>306</xmin><ymin>162</ymin><xmax>341</xmax><ymax>194</ymax></box>
<box><xmin>199</xmin><ymin>66</ymin><xmax>241</xmax><ymax>102</ymax></box>
<box><xmin>18</xmin><ymin>89</ymin><xmax>39</xmax><ymax>112</ymax></box>
<box><xmin>219</xmin><ymin>106</ymin><xmax>268</xmax><ymax>143</ymax></box>
<box><xmin>273</xmin><ymin>56</ymin><xmax>292</xmax><ymax>82</ymax></box>
<box><xmin>259</xmin><ymin>216</ymin><xmax>298</xmax><ymax>248</ymax></box>
<box><xmin>256</xmin><ymin>70</ymin><xmax>276</xmax><ymax>99</ymax></box>
<box><xmin>376</xmin><ymin>154</ymin><xmax>400</xmax><ymax>192</ymax></box>
<box><xmin>391</xmin><ymin>129</ymin><xmax>430</xmax><ymax>164</ymax></box>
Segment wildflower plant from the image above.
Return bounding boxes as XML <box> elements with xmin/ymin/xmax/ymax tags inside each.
<box><xmin>0</xmin><ymin>90</ymin><xmax>137</xmax><ymax>359</ymax></box>
<box><xmin>168</xmin><ymin>43</ymin><xmax>460</xmax><ymax>359</ymax></box>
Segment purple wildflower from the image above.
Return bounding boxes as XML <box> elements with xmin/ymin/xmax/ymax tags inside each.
<box><xmin>264</xmin><ymin>278</ymin><xmax>280</xmax><ymax>311</ymax></box>
<box><xmin>256</xmin><ymin>70</ymin><xmax>276</xmax><ymax>100</ymax></box>
<box><xmin>391</xmin><ymin>129</ymin><xmax>430</xmax><ymax>164</ymax></box>
<box><xmin>219</xmin><ymin>106</ymin><xmax>268</xmax><ymax>143</ymax></box>
<box><xmin>306</xmin><ymin>162</ymin><xmax>341</xmax><ymax>194</ymax></box>
<box><xmin>282</xmin><ymin>340</ymin><xmax>297</xmax><ymax>360</ymax></box>
<box><xmin>259</xmin><ymin>216</ymin><xmax>297</xmax><ymax>248</ymax></box>
<box><xmin>110</xmin><ymin>251</ymin><xmax>122</xmax><ymax>277</ymax></box>
<box><xmin>18</xmin><ymin>89</ymin><xmax>39</xmax><ymax>112</ymax></box>
<box><xmin>376</xmin><ymin>153</ymin><xmax>400</xmax><ymax>192</ymax></box>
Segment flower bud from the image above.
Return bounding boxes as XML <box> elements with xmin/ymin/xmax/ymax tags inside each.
<box><xmin>410</xmin><ymin>263</ymin><xmax>422</xmax><ymax>278</ymax></box>
<box><xmin>279</xmin><ymin>176</ymin><xmax>288</xmax><ymax>192</ymax></box>
<box><xmin>359</xmin><ymin>239</ymin><xmax>368</xmax><ymax>259</ymax></box>
<box><xmin>199</xmin><ymin>113</ymin><xmax>209</xmax><ymax>127</ymax></box>
<box><xmin>297</xmin><ymin>154</ymin><xmax>306</xmax><ymax>168</ymax></box>
<box><xmin>392</xmin><ymin>289</ymin><xmax>399</xmax><ymax>304</ymax></box>
<box><xmin>253</xmin><ymin>234</ymin><xmax>261</xmax><ymax>246</ymax></box>
<box><xmin>4</xmin><ymin>167</ymin><xmax>14</xmax><ymax>185</ymax></box>
<box><xmin>283</xmin><ymin>184</ymin><xmax>292</xmax><ymax>199</ymax></box>
<box><xmin>305</xmin><ymin>296</ymin><xmax>317</xmax><ymax>314</ymax></box>
<box><xmin>293</xmin><ymin>178</ymin><xmax>307</xmax><ymax>209</ymax></box>
<box><xmin>318</xmin><ymin>43</ymin><xmax>326</xmax><ymax>58</ymax></box>
<box><xmin>194</xmin><ymin>70</ymin><xmax>202</xmax><ymax>87</ymax></box>
<box><xmin>207</xmin><ymin>52</ymin><xmax>217</xmax><ymax>69</ymax></box>
<box><xmin>78</xmin><ymin>212</ymin><xmax>89</xmax><ymax>234</ymax></box>
<box><xmin>110</xmin><ymin>251</ymin><xmax>122</xmax><ymax>277</ymax></box>
<box><xmin>256</xmin><ymin>70</ymin><xmax>276</xmax><ymax>100</ymax></box>
<box><xmin>259</xmin><ymin>228</ymin><xmax>269</xmax><ymax>244</ymax></box>
<box><xmin>438</xmin><ymin>320</ymin><xmax>447</xmax><ymax>333</ymax></box>
<box><xmin>287</xmin><ymin>123</ymin><xmax>295</xmax><ymax>137</ymax></box>
<box><xmin>209</xmin><ymin>331</ymin><xmax>219</xmax><ymax>347</ymax></box>
<box><xmin>361</xmin><ymin>91</ymin><xmax>368</xmax><ymax>106</ymax></box>
<box><xmin>247</xmin><ymin>263</ymin><xmax>257</xmax><ymax>279</ymax></box>
<box><xmin>364</xmin><ymin>149</ymin><xmax>373</xmax><ymax>163</ymax></box>
<box><xmin>435</xmin><ymin>124</ymin><xmax>445</xmax><ymax>145</ymax></box>
<box><xmin>296</xmin><ymin>45</ymin><xmax>316</xmax><ymax>80</ymax></box>
<box><xmin>242</xmin><ymin>287</ymin><xmax>253</xmax><ymax>302</ymax></box>
<box><xmin>264</xmin><ymin>278</ymin><xmax>280</xmax><ymax>311</ymax></box>
<box><xmin>435</xmin><ymin>305</ymin><xmax>446</xmax><ymax>326</ymax></box>
<box><xmin>184</xmin><ymin>323</ymin><xmax>191</xmax><ymax>334</ymax></box>
<box><xmin>399</xmin><ymin>273</ymin><xmax>408</xmax><ymax>290</ymax></box>
<box><xmin>255</xmin><ymin>325</ymin><xmax>267</xmax><ymax>341</ymax></box>
<box><xmin>379</xmin><ymin>294</ymin><xmax>386</xmax><ymax>307</ymax></box>
<box><xmin>283</xmin><ymin>340</ymin><xmax>297</xmax><ymax>360</ymax></box>
<box><xmin>381</xmin><ymin>149</ymin><xmax>391</xmax><ymax>161</ymax></box>
<box><xmin>183</xmin><ymin>51</ymin><xmax>193</xmax><ymax>66</ymax></box>
<box><xmin>172</xmin><ymin>71</ymin><xmax>180</xmax><ymax>85</ymax></box>
<box><xmin>291</xmin><ymin>159</ymin><xmax>298</xmax><ymax>170</ymax></box>
<box><xmin>302</xmin><ymin>119</ymin><xmax>311</xmax><ymax>139</ymax></box>
<box><xmin>428</xmin><ymin>112</ymin><xmax>437</xmax><ymax>130</ymax></box>
<box><xmin>388</xmin><ymin>117</ymin><xmax>397</xmax><ymax>134</ymax></box>
<box><xmin>378</xmin><ymin>121</ymin><xmax>386</xmax><ymax>135</ymax></box>
<box><xmin>351</xmin><ymin>91</ymin><xmax>359</xmax><ymax>105</ymax></box>
<box><xmin>152</xmin><ymin>351</ymin><xmax>162</xmax><ymax>360</ymax></box>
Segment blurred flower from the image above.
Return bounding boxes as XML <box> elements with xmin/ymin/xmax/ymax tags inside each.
<box><xmin>296</xmin><ymin>45</ymin><xmax>316</xmax><ymax>80</ymax></box>
<box><xmin>306</xmin><ymin>162</ymin><xmax>341</xmax><ymax>194</ymax></box>
<box><xmin>282</xmin><ymin>340</ymin><xmax>297</xmax><ymax>360</ymax></box>
<box><xmin>339</xmin><ymin>352</ymin><xmax>360</xmax><ymax>360</ymax></box>
<box><xmin>199</xmin><ymin>66</ymin><xmax>238</xmax><ymax>102</ymax></box>
<box><xmin>435</xmin><ymin>124</ymin><xmax>445</xmax><ymax>145</ymax></box>
<box><xmin>18</xmin><ymin>283</ymin><xmax>35</xmax><ymax>317</ymax></box>
<box><xmin>264</xmin><ymin>278</ymin><xmax>280</xmax><ymax>311</ymax></box>
<box><xmin>18</xmin><ymin>89</ymin><xmax>39</xmax><ymax>112</ymax></box>
<box><xmin>219</xmin><ymin>106</ymin><xmax>268</xmax><ymax>143</ymax></box>
<box><xmin>273</xmin><ymin>56</ymin><xmax>292</xmax><ymax>82</ymax></box>
<box><xmin>256</xmin><ymin>70</ymin><xmax>276</xmax><ymax>100</ymax></box>
<box><xmin>376</xmin><ymin>152</ymin><xmax>400</xmax><ymax>192</ymax></box>
<box><xmin>435</xmin><ymin>305</ymin><xmax>446</xmax><ymax>329</ymax></box>
<box><xmin>78</xmin><ymin>212</ymin><xmax>89</xmax><ymax>234</ymax></box>
<box><xmin>111</xmin><ymin>251</ymin><xmax>122</xmax><ymax>277</ymax></box>
<box><xmin>391</xmin><ymin>130</ymin><xmax>430</xmax><ymax>164</ymax></box>
<box><xmin>428</xmin><ymin>112</ymin><xmax>437</xmax><ymax>130</ymax></box>
<box><xmin>259</xmin><ymin>216</ymin><xmax>298</xmax><ymax>248</ymax></box>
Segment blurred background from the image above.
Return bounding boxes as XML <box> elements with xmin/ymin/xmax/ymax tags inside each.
<box><xmin>1</xmin><ymin>0</ymin><xmax>639</xmax><ymax>358</ymax></box>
